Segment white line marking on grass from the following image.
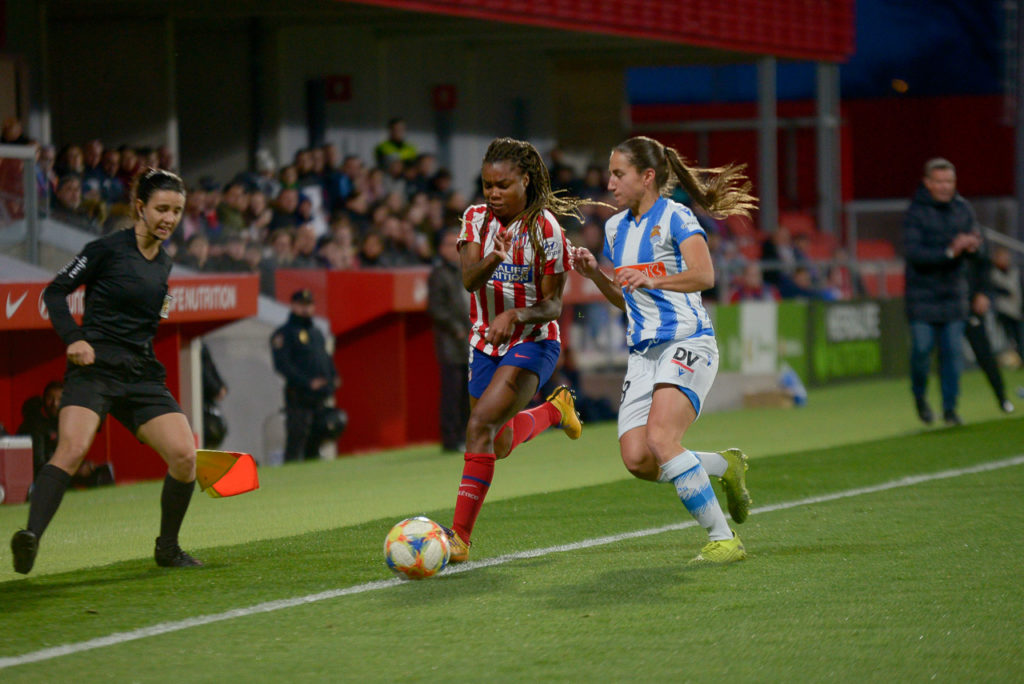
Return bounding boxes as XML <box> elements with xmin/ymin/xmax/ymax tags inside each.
<box><xmin>3</xmin><ymin>454</ymin><xmax>1022</xmax><ymax>670</ymax></box>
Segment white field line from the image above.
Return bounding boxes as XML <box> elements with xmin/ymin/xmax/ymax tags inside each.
<box><xmin>3</xmin><ymin>454</ymin><xmax>1023</xmax><ymax>671</ymax></box>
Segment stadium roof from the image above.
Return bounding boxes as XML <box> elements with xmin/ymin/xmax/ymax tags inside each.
<box><xmin>35</xmin><ymin>0</ymin><xmax>854</xmax><ymax>64</ymax></box>
<box><xmin>342</xmin><ymin>0</ymin><xmax>856</xmax><ymax>62</ymax></box>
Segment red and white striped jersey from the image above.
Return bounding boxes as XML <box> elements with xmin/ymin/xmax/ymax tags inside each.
<box><xmin>458</xmin><ymin>204</ymin><xmax>570</xmax><ymax>357</ymax></box>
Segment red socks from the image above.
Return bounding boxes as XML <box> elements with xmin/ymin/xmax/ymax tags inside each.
<box><xmin>452</xmin><ymin>452</ymin><xmax>495</xmax><ymax>541</ymax></box>
<box><xmin>452</xmin><ymin>403</ymin><xmax>561</xmax><ymax>541</ymax></box>
<box><xmin>496</xmin><ymin>402</ymin><xmax>561</xmax><ymax>454</ymax></box>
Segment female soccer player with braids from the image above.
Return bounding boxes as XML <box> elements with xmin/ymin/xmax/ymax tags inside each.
<box><xmin>571</xmin><ymin>136</ymin><xmax>758</xmax><ymax>565</ymax></box>
<box><xmin>11</xmin><ymin>169</ymin><xmax>203</xmax><ymax>574</ymax></box>
<box><xmin>443</xmin><ymin>137</ymin><xmax>596</xmax><ymax>562</ymax></box>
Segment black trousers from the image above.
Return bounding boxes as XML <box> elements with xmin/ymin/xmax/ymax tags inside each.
<box><xmin>284</xmin><ymin>393</ymin><xmax>326</xmax><ymax>462</ymax></box>
<box><xmin>439</xmin><ymin>362</ymin><xmax>470</xmax><ymax>451</ymax></box>
<box><xmin>965</xmin><ymin>315</ymin><xmax>1007</xmax><ymax>404</ymax></box>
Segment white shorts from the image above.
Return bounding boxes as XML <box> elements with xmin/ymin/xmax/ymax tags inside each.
<box><xmin>617</xmin><ymin>335</ymin><xmax>719</xmax><ymax>439</ymax></box>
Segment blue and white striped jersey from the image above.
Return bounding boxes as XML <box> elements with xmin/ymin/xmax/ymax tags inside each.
<box><xmin>603</xmin><ymin>196</ymin><xmax>714</xmax><ymax>349</ymax></box>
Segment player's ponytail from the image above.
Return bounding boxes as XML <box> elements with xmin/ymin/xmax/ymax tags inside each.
<box><xmin>614</xmin><ymin>136</ymin><xmax>758</xmax><ymax>219</ymax></box>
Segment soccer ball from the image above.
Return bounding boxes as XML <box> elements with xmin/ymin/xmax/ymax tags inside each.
<box><xmin>383</xmin><ymin>516</ymin><xmax>451</xmax><ymax>580</ymax></box>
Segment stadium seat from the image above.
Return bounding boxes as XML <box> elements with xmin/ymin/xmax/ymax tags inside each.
<box><xmin>779</xmin><ymin>210</ymin><xmax>818</xmax><ymax>237</ymax></box>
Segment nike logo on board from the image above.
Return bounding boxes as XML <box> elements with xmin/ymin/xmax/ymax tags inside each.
<box><xmin>5</xmin><ymin>291</ymin><xmax>28</xmax><ymax>318</ymax></box>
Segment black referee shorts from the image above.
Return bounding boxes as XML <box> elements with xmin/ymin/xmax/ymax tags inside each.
<box><xmin>61</xmin><ymin>362</ymin><xmax>184</xmax><ymax>435</ymax></box>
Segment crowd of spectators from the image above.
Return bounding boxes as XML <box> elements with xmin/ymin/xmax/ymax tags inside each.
<box><xmin>4</xmin><ymin>113</ymin><xmax>873</xmax><ymax>304</ymax></box>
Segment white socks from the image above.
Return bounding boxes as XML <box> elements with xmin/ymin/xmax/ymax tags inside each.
<box><xmin>691</xmin><ymin>450</ymin><xmax>727</xmax><ymax>477</ymax></box>
<box><xmin>659</xmin><ymin>451</ymin><xmax>732</xmax><ymax>541</ymax></box>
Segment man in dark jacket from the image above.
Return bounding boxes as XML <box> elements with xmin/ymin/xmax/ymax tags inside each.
<box><xmin>427</xmin><ymin>229</ymin><xmax>470</xmax><ymax>452</ymax></box>
<box><xmin>271</xmin><ymin>289</ymin><xmax>340</xmax><ymax>461</ymax></box>
<box><xmin>903</xmin><ymin>158</ymin><xmax>981</xmax><ymax>426</ymax></box>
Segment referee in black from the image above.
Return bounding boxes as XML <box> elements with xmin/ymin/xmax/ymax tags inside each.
<box><xmin>11</xmin><ymin>168</ymin><xmax>203</xmax><ymax>574</ymax></box>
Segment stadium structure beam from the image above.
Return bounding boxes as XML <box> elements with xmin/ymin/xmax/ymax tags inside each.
<box><xmin>758</xmin><ymin>56</ymin><xmax>778</xmax><ymax>233</ymax></box>
<box><xmin>816</xmin><ymin>62</ymin><xmax>841</xmax><ymax>236</ymax></box>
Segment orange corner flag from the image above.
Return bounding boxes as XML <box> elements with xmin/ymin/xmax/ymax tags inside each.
<box><xmin>196</xmin><ymin>450</ymin><xmax>260</xmax><ymax>498</ymax></box>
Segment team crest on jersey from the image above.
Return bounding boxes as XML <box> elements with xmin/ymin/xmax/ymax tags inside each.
<box><xmin>492</xmin><ymin>262</ymin><xmax>533</xmax><ymax>283</ymax></box>
<box><xmin>650</xmin><ymin>225</ymin><xmax>662</xmax><ymax>240</ymax></box>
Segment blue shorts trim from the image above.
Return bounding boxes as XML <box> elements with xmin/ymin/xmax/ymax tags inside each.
<box><xmin>468</xmin><ymin>340</ymin><xmax>561</xmax><ymax>398</ymax></box>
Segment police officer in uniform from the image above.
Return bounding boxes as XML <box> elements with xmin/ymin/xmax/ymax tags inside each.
<box><xmin>271</xmin><ymin>289</ymin><xmax>339</xmax><ymax>462</ymax></box>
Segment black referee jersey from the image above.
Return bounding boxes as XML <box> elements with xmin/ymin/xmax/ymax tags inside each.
<box><xmin>44</xmin><ymin>228</ymin><xmax>173</xmax><ymax>355</ymax></box>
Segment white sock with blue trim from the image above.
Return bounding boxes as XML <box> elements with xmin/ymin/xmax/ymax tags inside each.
<box><xmin>659</xmin><ymin>451</ymin><xmax>732</xmax><ymax>541</ymax></box>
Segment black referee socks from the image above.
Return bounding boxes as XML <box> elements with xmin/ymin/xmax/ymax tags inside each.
<box><xmin>158</xmin><ymin>474</ymin><xmax>196</xmax><ymax>545</ymax></box>
<box><xmin>27</xmin><ymin>464</ymin><xmax>72</xmax><ymax>538</ymax></box>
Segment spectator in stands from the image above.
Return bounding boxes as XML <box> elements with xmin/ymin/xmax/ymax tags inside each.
<box><xmin>323</xmin><ymin>145</ymin><xmax>352</xmax><ymax>213</ymax></box>
<box><xmin>903</xmin><ymin>157</ymin><xmax>981</xmax><ymax>426</ymax></box>
<box><xmin>254</xmin><ymin>149</ymin><xmax>281</xmax><ymax>198</ymax></box>
<box><xmin>989</xmin><ymin>245</ymin><xmax>1024</xmax><ymax>363</ymax></box>
<box><xmin>213</xmin><ymin>233</ymin><xmax>250</xmax><ymax>272</ymax></box>
<box><xmin>279</xmin><ymin>164</ymin><xmax>298</xmax><ymax>190</ymax></box>
<box><xmin>36</xmin><ymin>144</ymin><xmax>58</xmax><ymax>199</ymax></box>
<box><xmin>259</xmin><ymin>228</ymin><xmax>296</xmax><ymax>295</ymax></box>
<box><xmin>375</xmin><ymin>117</ymin><xmax>418</xmax><ymax>169</ymax></box>
<box><xmin>177</xmin><ymin>184</ymin><xmax>210</xmax><ymax>245</ymax></box>
<box><xmin>730</xmin><ymin>261</ymin><xmax>780</xmax><ymax>304</ymax></box>
<box><xmin>778</xmin><ymin>265</ymin><xmax>835</xmax><ymax>300</ymax></box>
<box><xmin>55</xmin><ymin>144</ymin><xmax>85</xmax><ymax>178</ymax></box>
<box><xmin>82</xmin><ymin>139</ymin><xmax>104</xmax><ymax>184</ymax></box>
<box><xmin>178</xmin><ymin>233</ymin><xmax>213</xmax><ymax>271</ymax></box>
<box><xmin>823</xmin><ymin>247</ymin><xmax>865</xmax><ymax>301</ymax></box>
<box><xmin>580</xmin><ymin>163</ymin><xmax>607</xmax><ymax>201</ymax></box>
<box><xmin>96</xmin><ymin>148</ymin><xmax>125</xmax><ymax>203</ymax></box>
<box><xmin>1</xmin><ymin>116</ymin><xmax>29</xmax><ymax>144</ymax></box>
<box><xmin>358</xmin><ymin>231</ymin><xmax>387</xmax><ymax>268</ymax></box>
<box><xmin>116</xmin><ymin>145</ymin><xmax>139</xmax><ymax>189</ymax></box>
<box><xmin>270</xmin><ymin>187</ymin><xmax>301</xmax><ymax>231</ymax></box>
<box><xmin>157</xmin><ymin>144</ymin><xmax>175</xmax><ymax>172</ymax></box>
<box><xmin>245</xmin><ymin>189</ymin><xmax>273</xmax><ymax>239</ymax></box>
<box><xmin>291</xmin><ymin>224</ymin><xmax>320</xmax><ymax>268</ymax></box>
<box><xmin>216</xmin><ymin>181</ymin><xmax>249</xmax><ymax>237</ymax></box>
<box><xmin>51</xmin><ymin>174</ymin><xmax>101</xmax><ymax>233</ymax></box>
<box><xmin>760</xmin><ymin>225</ymin><xmax>797</xmax><ymax>287</ymax></box>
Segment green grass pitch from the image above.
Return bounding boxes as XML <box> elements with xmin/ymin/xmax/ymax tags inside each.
<box><xmin>1</xmin><ymin>368</ymin><xmax>1022</xmax><ymax>681</ymax></box>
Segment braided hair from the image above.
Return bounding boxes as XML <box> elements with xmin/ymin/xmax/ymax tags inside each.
<box><xmin>613</xmin><ymin>136</ymin><xmax>758</xmax><ymax>219</ymax></box>
<box><xmin>482</xmin><ymin>138</ymin><xmax>601</xmax><ymax>256</ymax></box>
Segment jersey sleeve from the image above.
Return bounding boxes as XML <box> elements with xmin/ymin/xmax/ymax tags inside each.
<box><xmin>669</xmin><ymin>206</ymin><xmax>706</xmax><ymax>245</ymax></box>
<box><xmin>43</xmin><ymin>238</ymin><xmax>108</xmax><ymax>346</ymax></box>
<box><xmin>541</xmin><ymin>212</ymin><xmax>569</xmax><ymax>275</ymax></box>
<box><xmin>458</xmin><ymin>205</ymin><xmax>488</xmax><ymax>247</ymax></box>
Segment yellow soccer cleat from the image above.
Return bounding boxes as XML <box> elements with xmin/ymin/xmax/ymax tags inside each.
<box><xmin>442</xmin><ymin>526</ymin><xmax>471</xmax><ymax>564</ymax></box>
<box><xmin>547</xmin><ymin>386</ymin><xmax>582</xmax><ymax>440</ymax></box>
<box><xmin>718</xmin><ymin>448</ymin><xmax>751</xmax><ymax>523</ymax></box>
<box><xmin>688</xmin><ymin>531</ymin><xmax>747</xmax><ymax>566</ymax></box>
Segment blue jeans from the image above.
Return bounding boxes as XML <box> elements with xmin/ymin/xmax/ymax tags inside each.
<box><xmin>909</xmin><ymin>319</ymin><xmax>965</xmax><ymax>413</ymax></box>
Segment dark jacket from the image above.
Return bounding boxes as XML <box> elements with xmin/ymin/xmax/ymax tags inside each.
<box><xmin>270</xmin><ymin>313</ymin><xmax>337</xmax><ymax>406</ymax></box>
<box><xmin>903</xmin><ymin>184</ymin><xmax>979</xmax><ymax>322</ymax></box>
<box><xmin>427</xmin><ymin>258</ymin><xmax>470</xmax><ymax>365</ymax></box>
